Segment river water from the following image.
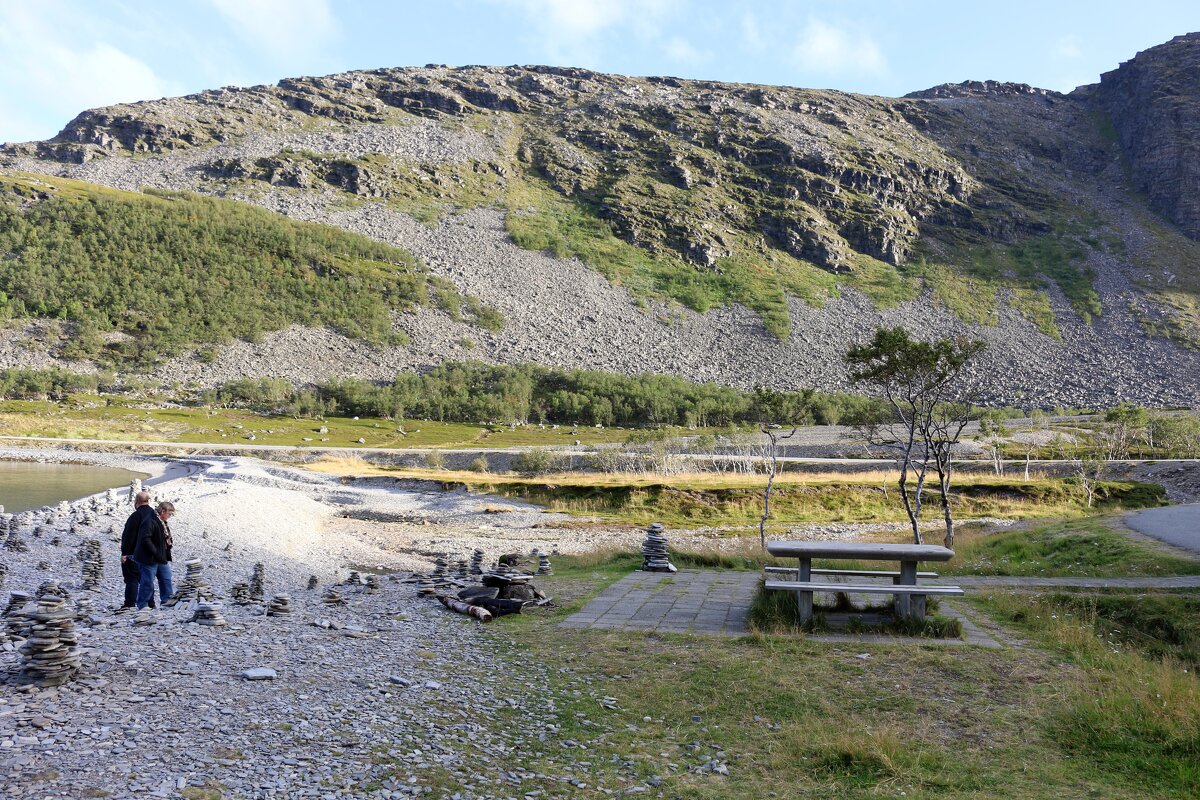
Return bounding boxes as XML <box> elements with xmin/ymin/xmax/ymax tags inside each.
<box><xmin>0</xmin><ymin>461</ymin><xmax>150</xmax><ymax>514</ymax></box>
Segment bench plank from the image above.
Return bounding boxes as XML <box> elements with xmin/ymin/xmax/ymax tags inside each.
<box><xmin>764</xmin><ymin>581</ymin><xmax>964</xmax><ymax>596</ymax></box>
<box><xmin>767</xmin><ymin>541</ymin><xmax>955</xmax><ymax>561</ymax></box>
<box><xmin>764</xmin><ymin>567</ymin><xmax>938</xmax><ymax>579</ymax></box>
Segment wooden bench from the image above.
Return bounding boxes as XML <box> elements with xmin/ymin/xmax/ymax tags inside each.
<box><xmin>765</xmin><ymin>541</ymin><xmax>960</xmax><ymax>623</ymax></box>
<box><xmin>764</xmin><ymin>580</ymin><xmax>964</xmax><ymax>620</ymax></box>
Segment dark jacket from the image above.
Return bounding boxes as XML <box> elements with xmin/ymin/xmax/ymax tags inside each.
<box><xmin>121</xmin><ymin>505</ymin><xmax>155</xmax><ymax>557</ymax></box>
<box><xmin>133</xmin><ymin>512</ymin><xmax>170</xmax><ymax>565</ymax></box>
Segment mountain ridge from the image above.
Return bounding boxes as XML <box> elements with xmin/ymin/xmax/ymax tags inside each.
<box><xmin>2</xmin><ymin>35</ymin><xmax>1199</xmax><ymax>407</ymax></box>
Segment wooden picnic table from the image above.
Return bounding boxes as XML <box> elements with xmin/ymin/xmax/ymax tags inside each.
<box><xmin>765</xmin><ymin>541</ymin><xmax>958</xmax><ymax>623</ymax></box>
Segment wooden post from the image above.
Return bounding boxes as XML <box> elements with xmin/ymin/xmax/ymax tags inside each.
<box><xmin>796</xmin><ymin>557</ymin><xmax>813</xmax><ymax>625</ymax></box>
<box><xmin>896</xmin><ymin>560</ymin><xmax>917</xmax><ymax>618</ymax></box>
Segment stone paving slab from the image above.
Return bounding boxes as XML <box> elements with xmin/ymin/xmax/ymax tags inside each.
<box><xmin>561</xmin><ymin>570</ymin><xmax>760</xmax><ymax>636</ymax></box>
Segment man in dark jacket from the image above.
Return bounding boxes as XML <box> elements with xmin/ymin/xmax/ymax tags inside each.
<box><xmin>134</xmin><ymin>501</ymin><xmax>176</xmax><ymax>609</ymax></box>
<box><xmin>120</xmin><ymin>492</ymin><xmax>155</xmax><ymax>610</ymax></box>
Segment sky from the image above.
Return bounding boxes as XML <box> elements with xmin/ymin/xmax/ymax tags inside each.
<box><xmin>1</xmin><ymin>0</ymin><xmax>1197</xmax><ymax>144</ymax></box>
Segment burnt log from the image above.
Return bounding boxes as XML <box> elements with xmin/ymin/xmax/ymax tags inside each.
<box><xmin>437</xmin><ymin>594</ymin><xmax>493</xmax><ymax>622</ymax></box>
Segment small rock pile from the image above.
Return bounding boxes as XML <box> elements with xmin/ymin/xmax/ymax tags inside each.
<box><xmin>470</xmin><ymin>549</ymin><xmax>484</xmax><ymax>575</ymax></box>
<box><xmin>191</xmin><ymin>602</ymin><xmax>227</xmax><ymax>627</ymax></box>
<box><xmin>364</xmin><ymin>574</ymin><xmax>380</xmax><ymax>594</ymax></box>
<box><xmin>307</xmin><ymin>575</ymin><xmax>318</xmax><ymax>590</ymax></box>
<box><xmin>322</xmin><ymin>588</ymin><xmax>347</xmax><ymax>606</ymax></box>
<box><xmin>640</xmin><ymin>522</ymin><xmax>676</xmax><ymax>573</ymax></box>
<box><xmin>4</xmin><ymin>591</ymin><xmax>33</xmax><ymax>645</ymax></box>
<box><xmin>267</xmin><ymin>595</ymin><xmax>294</xmax><ymax>616</ymax></box>
<box><xmin>4</xmin><ymin>519</ymin><xmax>28</xmax><ymax>552</ymax></box>
<box><xmin>249</xmin><ymin>562</ymin><xmax>266</xmax><ymax>601</ymax></box>
<box><xmin>537</xmin><ymin>551</ymin><xmax>553</xmax><ymax>576</ymax></box>
<box><xmin>19</xmin><ymin>593</ymin><xmax>82</xmax><ymax>686</ymax></box>
<box><xmin>131</xmin><ymin>609</ymin><xmax>156</xmax><ymax>627</ymax></box>
<box><xmin>230</xmin><ymin>582</ymin><xmax>252</xmax><ymax>605</ymax></box>
<box><xmin>166</xmin><ymin>559</ymin><xmax>213</xmax><ymax>607</ymax></box>
<box><xmin>79</xmin><ymin>539</ymin><xmax>103</xmax><ymax>590</ymax></box>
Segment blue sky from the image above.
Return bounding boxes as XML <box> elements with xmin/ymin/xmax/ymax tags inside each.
<box><xmin>1</xmin><ymin>0</ymin><xmax>1197</xmax><ymax>144</ymax></box>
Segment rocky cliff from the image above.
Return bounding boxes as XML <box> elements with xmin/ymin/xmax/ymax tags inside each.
<box><xmin>2</xmin><ymin>37</ymin><xmax>1200</xmax><ymax>407</ymax></box>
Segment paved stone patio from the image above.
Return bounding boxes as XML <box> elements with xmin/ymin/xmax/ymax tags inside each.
<box><xmin>560</xmin><ymin>570</ymin><xmax>760</xmax><ymax>635</ymax></box>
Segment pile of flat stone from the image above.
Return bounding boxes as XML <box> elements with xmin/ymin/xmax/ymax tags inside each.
<box><xmin>322</xmin><ymin>588</ymin><xmax>347</xmax><ymax>606</ymax></box>
<box><xmin>190</xmin><ymin>602</ymin><xmax>227</xmax><ymax>627</ymax></box>
<box><xmin>166</xmin><ymin>559</ymin><xmax>213</xmax><ymax>607</ymax></box>
<box><xmin>80</xmin><ymin>539</ymin><xmax>103</xmax><ymax>591</ymax></box>
<box><xmin>267</xmin><ymin>595</ymin><xmax>294</xmax><ymax>616</ymax></box>
<box><xmin>640</xmin><ymin>522</ymin><xmax>676</xmax><ymax>572</ymax></box>
<box><xmin>249</xmin><ymin>562</ymin><xmax>266</xmax><ymax>601</ymax></box>
<box><xmin>470</xmin><ymin>549</ymin><xmax>485</xmax><ymax>575</ymax></box>
<box><xmin>4</xmin><ymin>591</ymin><xmax>33</xmax><ymax>644</ymax></box>
<box><xmin>4</xmin><ymin>517</ymin><xmax>28</xmax><ymax>553</ymax></box>
<box><xmin>230</xmin><ymin>582</ymin><xmax>252</xmax><ymax>605</ymax></box>
<box><xmin>537</xmin><ymin>551</ymin><xmax>553</xmax><ymax>576</ymax></box>
<box><xmin>131</xmin><ymin>609</ymin><xmax>156</xmax><ymax>627</ymax></box>
<box><xmin>307</xmin><ymin>575</ymin><xmax>318</xmax><ymax>590</ymax></box>
<box><xmin>19</xmin><ymin>594</ymin><xmax>82</xmax><ymax>686</ymax></box>
<box><xmin>364</xmin><ymin>574</ymin><xmax>380</xmax><ymax>594</ymax></box>
<box><xmin>0</xmin><ymin>562</ymin><xmax>7</xmax><ymax>589</ymax></box>
<box><xmin>431</xmin><ymin>554</ymin><xmax>449</xmax><ymax>580</ymax></box>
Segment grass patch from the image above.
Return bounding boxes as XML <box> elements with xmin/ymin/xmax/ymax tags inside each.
<box><xmin>945</xmin><ymin>517</ymin><xmax>1200</xmax><ymax>578</ymax></box>
<box><xmin>976</xmin><ymin>591</ymin><xmax>1200</xmax><ymax>796</ymax></box>
<box><xmin>748</xmin><ymin>579</ymin><xmax>963</xmax><ymax>638</ymax></box>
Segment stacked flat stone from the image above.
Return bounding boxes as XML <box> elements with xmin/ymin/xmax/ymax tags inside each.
<box><xmin>191</xmin><ymin>602</ymin><xmax>227</xmax><ymax>626</ymax></box>
<box><xmin>166</xmin><ymin>559</ymin><xmax>211</xmax><ymax>607</ymax></box>
<box><xmin>4</xmin><ymin>591</ymin><xmax>33</xmax><ymax>643</ymax></box>
<box><xmin>38</xmin><ymin>580</ymin><xmax>70</xmax><ymax>601</ymax></box>
<box><xmin>36</xmin><ymin>561</ymin><xmax>49</xmax><ymax>571</ymax></box>
<box><xmin>416</xmin><ymin>575</ymin><xmax>436</xmax><ymax>596</ymax></box>
<box><xmin>346</xmin><ymin>570</ymin><xmax>361</xmax><ymax>586</ymax></box>
<box><xmin>322</xmin><ymin>588</ymin><xmax>347</xmax><ymax>606</ymax></box>
<box><xmin>249</xmin><ymin>563</ymin><xmax>266</xmax><ymax>601</ymax></box>
<box><xmin>80</xmin><ymin>539</ymin><xmax>103</xmax><ymax>590</ymax></box>
<box><xmin>537</xmin><ymin>551</ymin><xmax>553</xmax><ymax>576</ymax></box>
<box><xmin>431</xmin><ymin>554</ymin><xmax>449</xmax><ymax>580</ymax></box>
<box><xmin>640</xmin><ymin>522</ymin><xmax>677</xmax><ymax>573</ymax></box>
<box><xmin>4</xmin><ymin>520</ymin><xmax>28</xmax><ymax>552</ymax></box>
<box><xmin>0</xmin><ymin>562</ymin><xmax>7</xmax><ymax>588</ymax></box>
<box><xmin>19</xmin><ymin>595</ymin><xmax>81</xmax><ymax>687</ymax></box>
<box><xmin>230</xmin><ymin>582</ymin><xmax>252</xmax><ymax>605</ymax></box>
<box><xmin>267</xmin><ymin>595</ymin><xmax>294</xmax><ymax>616</ymax></box>
<box><xmin>307</xmin><ymin>575</ymin><xmax>318</xmax><ymax>590</ymax></box>
<box><xmin>364</xmin><ymin>574</ymin><xmax>380</xmax><ymax>594</ymax></box>
<box><xmin>469</xmin><ymin>549</ymin><xmax>485</xmax><ymax>575</ymax></box>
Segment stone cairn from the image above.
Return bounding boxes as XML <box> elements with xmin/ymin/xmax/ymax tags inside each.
<box><xmin>36</xmin><ymin>561</ymin><xmax>49</xmax><ymax>571</ymax></box>
<box><xmin>322</xmin><ymin>588</ymin><xmax>347</xmax><ymax>606</ymax></box>
<box><xmin>307</xmin><ymin>575</ymin><xmax>319</xmax><ymax>590</ymax></box>
<box><xmin>4</xmin><ymin>516</ymin><xmax>28</xmax><ymax>553</ymax></box>
<box><xmin>0</xmin><ymin>562</ymin><xmax>7</xmax><ymax>589</ymax></box>
<box><xmin>455</xmin><ymin>559</ymin><xmax>469</xmax><ymax>580</ymax></box>
<box><xmin>248</xmin><ymin>563</ymin><xmax>266</xmax><ymax>601</ymax></box>
<box><xmin>267</xmin><ymin>594</ymin><xmax>294</xmax><ymax>616</ymax></box>
<box><xmin>537</xmin><ymin>551</ymin><xmax>553</xmax><ymax>576</ymax></box>
<box><xmin>364</xmin><ymin>574</ymin><xmax>380</xmax><ymax>594</ymax></box>
<box><xmin>80</xmin><ymin>539</ymin><xmax>103</xmax><ymax>591</ymax></box>
<box><xmin>416</xmin><ymin>574</ymin><xmax>436</xmax><ymax>596</ymax></box>
<box><xmin>166</xmin><ymin>559</ymin><xmax>213</xmax><ymax>607</ymax></box>
<box><xmin>230</xmin><ymin>582</ymin><xmax>252</xmax><ymax>605</ymax></box>
<box><xmin>19</xmin><ymin>593</ymin><xmax>82</xmax><ymax>687</ymax></box>
<box><xmin>4</xmin><ymin>591</ymin><xmax>34</xmax><ymax>646</ymax></box>
<box><xmin>640</xmin><ymin>523</ymin><xmax>677</xmax><ymax>573</ymax></box>
<box><xmin>469</xmin><ymin>549</ymin><xmax>485</xmax><ymax>575</ymax></box>
<box><xmin>346</xmin><ymin>570</ymin><xmax>361</xmax><ymax>586</ymax></box>
<box><xmin>190</xmin><ymin>602</ymin><xmax>227</xmax><ymax>627</ymax></box>
<box><xmin>431</xmin><ymin>554</ymin><xmax>449</xmax><ymax>581</ymax></box>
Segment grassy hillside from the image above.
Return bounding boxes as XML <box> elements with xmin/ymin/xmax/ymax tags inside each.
<box><xmin>0</xmin><ymin>172</ymin><xmax>497</xmax><ymax>364</ymax></box>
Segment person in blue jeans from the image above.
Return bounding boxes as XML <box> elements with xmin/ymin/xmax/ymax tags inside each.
<box><xmin>133</xmin><ymin>501</ymin><xmax>175</xmax><ymax>609</ymax></box>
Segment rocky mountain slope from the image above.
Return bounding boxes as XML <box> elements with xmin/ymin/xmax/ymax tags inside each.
<box><xmin>2</xmin><ymin>34</ymin><xmax>1200</xmax><ymax>407</ymax></box>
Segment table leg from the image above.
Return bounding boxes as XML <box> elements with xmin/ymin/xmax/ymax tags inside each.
<box><xmin>796</xmin><ymin>558</ymin><xmax>813</xmax><ymax>625</ymax></box>
<box><xmin>896</xmin><ymin>560</ymin><xmax>917</xmax><ymax>618</ymax></box>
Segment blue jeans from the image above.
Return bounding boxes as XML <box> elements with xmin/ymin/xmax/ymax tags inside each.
<box><xmin>135</xmin><ymin>561</ymin><xmax>173</xmax><ymax>609</ymax></box>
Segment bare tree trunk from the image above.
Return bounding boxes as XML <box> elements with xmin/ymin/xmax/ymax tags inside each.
<box><xmin>758</xmin><ymin>427</ymin><xmax>796</xmax><ymax>550</ymax></box>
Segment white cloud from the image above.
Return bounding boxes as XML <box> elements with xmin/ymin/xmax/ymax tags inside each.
<box><xmin>792</xmin><ymin>19</ymin><xmax>887</xmax><ymax>78</ymax></box>
<box><xmin>0</xmin><ymin>4</ymin><xmax>179</xmax><ymax>142</ymax></box>
<box><xmin>490</xmin><ymin>0</ymin><xmax>678</xmax><ymax>66</ymax></box>
<box><xmin>209</xmin><ymin>0</ymin><xmax>337</xmax><ymax>56</ymax></box>
<box><xmin>741</xmin><ymin>12</ymin><xmax>765</xmax><ymax>51</ymax></box>
<box><xmin>1054</xmin><ymin>34</ymin><xmax>1082</xmax><ymax>59</ymax></box>
<box><xmin>664</xmin><ymin>36</ymin><xmax>707</xmax><ymax>66</ymax></box>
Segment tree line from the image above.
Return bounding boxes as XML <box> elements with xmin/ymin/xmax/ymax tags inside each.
<box><xmin>0</xmin><ymin>181</ymin><xmax>497</xmax><ymax>365</ymax></box>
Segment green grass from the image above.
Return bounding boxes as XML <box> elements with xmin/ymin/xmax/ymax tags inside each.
<box><xmin>0</xmin><ymin>171</ymin><xmax>496</xmax><ymax>365</ymax></box>
<box><xmin>976</xmin><ymin>591</ymin><xmax>1200</xmax><ymax>796</ymax></box>
<box><xmin>483</xmin><ymin>548</ymin><xmax>1192</xmax><ymax>798</ymax></box>
<box><xmin>944</xmin><ymin>517</ymin><xmax>1200</xmax><ymax>578</ymax></box>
